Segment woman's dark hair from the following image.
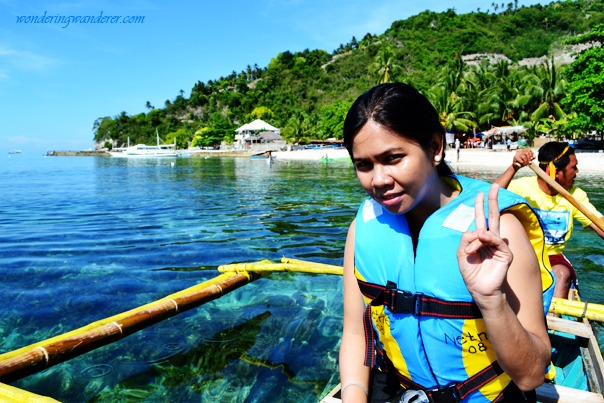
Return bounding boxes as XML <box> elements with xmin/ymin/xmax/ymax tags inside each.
<box><xmin>537</xmin><ymin>141</ymin><xmax>574</xmax><ymax>172</ymax></box>
<box><xmin>343</xmin><ymin>82</ymin><xmax>452</xmax><ymax>176</ymax></box>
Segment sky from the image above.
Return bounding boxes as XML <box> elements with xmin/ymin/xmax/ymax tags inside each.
<box><xmin>0</xmin><ymin>0</ymin><xmax>547</xmax><ymax>155</ymax></box>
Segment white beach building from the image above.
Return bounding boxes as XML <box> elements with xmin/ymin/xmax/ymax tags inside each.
<box><xmin>234</xmin><ymin>119</ymin><xmax>283</xmax><ymax>151</ymax></box>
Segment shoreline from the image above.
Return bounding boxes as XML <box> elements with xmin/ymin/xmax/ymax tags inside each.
<box><xmin>274</xmin><ymin>147</ymin><xmax>604</xmax><ymax>173</ymax></box>
<box><xmin>44</xmin><ymin>147</ymin><xmax>604</xmax><ymax>174</ymax></box>
<box><xmin>450</xmin><ymin>148</ymin><xmax>604</xmax><ymax>174</ymax></box>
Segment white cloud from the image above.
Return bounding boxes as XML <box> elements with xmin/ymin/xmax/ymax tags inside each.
<box><xmin>0</xmin><ymin>44</ymin><xmax>57</xmax><ymax>71</ymax></box>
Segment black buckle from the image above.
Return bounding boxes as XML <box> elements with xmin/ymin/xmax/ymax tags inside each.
<box><xmin>426</xmin><ymin>384</ymin><xmax>460</xmax><ymax>403</ymax></box>
<box><xmin>388</xmin><ymin>290</ymin><xmax>423</xmax><ymax>316</ymax></box>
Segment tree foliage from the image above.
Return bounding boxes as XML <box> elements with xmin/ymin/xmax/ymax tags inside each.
<box><xmin>93</xmin><ymin>1</ymin><xmax>604</xmax><ymax>148</ymax></box>
<box><xmin>561</xmin><ymin>23</ymin><xmax>604</xmax><ymax>136</ymax></box>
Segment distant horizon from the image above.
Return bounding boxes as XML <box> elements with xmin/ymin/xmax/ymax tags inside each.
<box><xmin>1</xmin><ymin>0</ymin><xmax>546</xmax><ymax>155</ymax></box>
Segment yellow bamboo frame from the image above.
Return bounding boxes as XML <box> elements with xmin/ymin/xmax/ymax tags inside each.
<box><xmin>0</xmin><ymin>271</ymin><xmax>262</xmax><ymax>383</ymax></box>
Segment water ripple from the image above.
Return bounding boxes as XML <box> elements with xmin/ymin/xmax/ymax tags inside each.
<box><xmin>2</xmin><ymin>156</ymin><xmax>600</xmax><ymax>402</ymax></box>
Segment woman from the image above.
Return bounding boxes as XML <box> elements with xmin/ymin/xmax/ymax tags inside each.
<box><xmin>339</xmin><ymin>83</ymin><xmax>552</xmax><ymax>402</ymax></box>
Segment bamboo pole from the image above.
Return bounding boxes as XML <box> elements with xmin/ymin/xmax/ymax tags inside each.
<box><xmin>549</xmin><ymin>297</ymin><xmax>604</xmax><ymax>323</ymax></box>
<box><xmin>0</xmin><ymin>381</ymin><xmax>60</xmax><ymax>402</ymax></box>
<box><xmin>280</xmin><ymin>257</ymin><xmax>343</xmax><ymax>274</ymax></box>
<box><xmin>218</xmin><ymin>257</ymin><xmax>343</xmax><ymax>275</ymax></box>
<box><xmin>0</xmin><ymin>271</ymin><xmax>261</xmax><ymax>383</ymax></box>
<box><xmin>528</xmin><ymin>162</ymin><xmax>604</xmax><ymax>232</ymax></box>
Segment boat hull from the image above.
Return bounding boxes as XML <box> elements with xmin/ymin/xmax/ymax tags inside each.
<box><xmin>108</xmin><ymin>151</ymin><xmax>179</xmax><ymax>158</ymax></box>
<box><xmin>108</xmin><ymin>134</ymin><xmax>178</xmax><ymax>158</ymax></box>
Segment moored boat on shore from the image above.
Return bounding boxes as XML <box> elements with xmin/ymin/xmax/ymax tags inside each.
<box><xmin>108</xmin><ymin>143</ymin><xmax>179</xmax><ymax>158</ymax></box>
<box><xmin>108</xmin><ymin>131</ymin><xmax>179</xmax><ymax>158</ymax></box>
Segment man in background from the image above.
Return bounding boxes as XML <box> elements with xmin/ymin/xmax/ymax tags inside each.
<box><xmin>495</xmin><ymin>142</ymin><xmax>604</xmax><ymax>299</ymax></box>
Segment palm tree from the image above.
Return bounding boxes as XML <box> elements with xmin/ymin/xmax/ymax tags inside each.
<box><xmin>532</xmin><ymin>57</ymin><xmax>566</xmax><ymax>119</ymax></box>
<box><xmin>282</xmin><ymin>115</ymin><xmax>304</xmax><ymax>143</ymax></box>
<box><xmin>464</xmin><ymin>61</ymin><xmax>499</xmax><ymax>128</ymax></box>
<box><xmin>527</xmin><ymin>57</ymin><xmax>567</xmax><ymax>128</ymax></box>
<box><xmin>428</xmin><ymin>53</ymin><xmax>477</xmax><ymax>133</ymax></box>
<box><xmin>369</xmin><ymin>46</ymin><xmax>401</xmax><ymax>84</ymax></box>
<box><xmin>428</xmin><ymin>85</ymin><xmax>476</xmax><ymax>133</ymax></box>
<box><xmin>467</xmin><ymin>60</ymin><xmax>531</xmax><ymax>130</ymax></box>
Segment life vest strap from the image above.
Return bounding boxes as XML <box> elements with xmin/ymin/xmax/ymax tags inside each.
<box><xmin>360</xmin><ymin>279</ymin><xmax>482</xmax><ymax>368</ymax></box>
<box><xmin>379</xmin><ymin>352</ymin><xmax>506</xmax><ymax>402</ymax></box>
<box><xmin>363</xmin><ymin>305</ymin><xmax>376</xmax><ymax>368</ymax></box>
<box><xmin>360</xmin><ymin>279</ymin><xmax>504</xmax><ymax>400</ymax></box>
<box><xmin>359</xmin><ymin>280</ymin><xmax>483</xmax><ymax>319</ymax></box>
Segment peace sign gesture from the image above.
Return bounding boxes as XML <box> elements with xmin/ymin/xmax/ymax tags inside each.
<box><xmin>457</xmin><ymin>184</ymin><xmax>514</xmax><ymax>303</ymax></box>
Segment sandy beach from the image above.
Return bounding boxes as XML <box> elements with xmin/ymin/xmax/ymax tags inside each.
<box><xmin>450</xmin><ymin>148</ymin><xmax>604</xmax><ymax>174</ymax></box>
<box><xmin>273</xmin><ymin>147</ymin><xmax>604</xmax><ymax>174</ymax></box>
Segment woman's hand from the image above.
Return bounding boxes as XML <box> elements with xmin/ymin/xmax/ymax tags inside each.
<box><xmin>457</xmin><ymin>184</ymin><xmax>513</xmax><ymax>304</ymax></box>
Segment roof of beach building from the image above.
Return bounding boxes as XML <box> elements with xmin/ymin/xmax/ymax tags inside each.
<box><xmin>235</xmin><ymin>119</ymin><xmax>280</xmax><ymax>133</ymax></box>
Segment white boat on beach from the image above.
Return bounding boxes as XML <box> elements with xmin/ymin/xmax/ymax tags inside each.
<box><xmin>108</xmin><ymin>132</ymin><xmax>179</xmax><ymax>158</ymax></box>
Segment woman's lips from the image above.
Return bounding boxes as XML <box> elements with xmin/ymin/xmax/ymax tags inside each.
<box><xmin>379</xmin><ymin>192</ymin><xmax>403</xmax><ymax>207</ymax></box>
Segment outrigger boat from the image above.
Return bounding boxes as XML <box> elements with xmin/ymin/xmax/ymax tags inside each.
<box><xmin>0</xmin><ymin>257</ymin><xmax>603</xmax><ymax>402</ymax></box>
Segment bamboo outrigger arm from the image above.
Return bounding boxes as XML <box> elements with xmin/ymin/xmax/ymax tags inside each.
<box><xmin>550</xmin><ymin>297</ymin><xmax>604</xmax><ymax>323</ymax></box>
<box><xmin>221</xmin><ymin>258</ymin><xmax>604</xmax><ymax>322</ymax></box>
<box><xmin>218</xmin><ymin>257</ymin><xmax>343</xmax><ymax>275</ymax></box>
<box><xmin>0</xmin><ymin>271</ymin><xmax>263</xmax><ymax>383</ymax></box>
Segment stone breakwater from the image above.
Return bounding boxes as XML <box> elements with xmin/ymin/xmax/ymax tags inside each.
<box><xmin>46</xmin><ymin>150</ymin><xmax>108</xmax><ymax>156</ymax></box>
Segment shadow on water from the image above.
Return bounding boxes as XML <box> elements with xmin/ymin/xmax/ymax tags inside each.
<box><xmin>112</xmin><ymin>278</ymin><xmax>341</xmax><ymax>402</ymax></box>
<box><xmin>90</xmin><ymin>311</ymin><xmax>275</xmax><ymax>402</ymax></box>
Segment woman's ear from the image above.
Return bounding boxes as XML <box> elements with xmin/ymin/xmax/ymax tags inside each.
<box><xmin>432</xmin><ymin>134</ymin><xmax>444</xmax><ymax>164</ymax></box>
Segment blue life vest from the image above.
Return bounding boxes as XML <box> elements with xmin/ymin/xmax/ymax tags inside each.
<box><xmin>354</xmin><ymin>175</ymin><xmax>553</xmax><ymax>402</ymax></box>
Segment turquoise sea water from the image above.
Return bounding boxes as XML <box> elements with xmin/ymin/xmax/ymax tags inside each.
<box><xmin>1</xmin><ymin>154</ymin><xmax>603</xmax><ymax>402</ymax></box>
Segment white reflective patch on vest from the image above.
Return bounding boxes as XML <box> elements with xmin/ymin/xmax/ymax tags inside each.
<box><xmin>441</xmin><ymin>203</ymin><xmax>475</xmax><ymax>232</ymax></box>
<box><xmin>362</xmin><ymin>199</ymin><xmax>383</xmax><ymax>222</ymax></box>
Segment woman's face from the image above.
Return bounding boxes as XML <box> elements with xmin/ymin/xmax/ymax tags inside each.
<box><xmin>352</xmin><ymin>120</ymin><xmax>439</xmax><ymax>215</ymax></box>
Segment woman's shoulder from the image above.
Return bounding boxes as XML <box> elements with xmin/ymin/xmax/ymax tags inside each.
<box><xmin>444</xmin><ymin>174</ymin><xmax>491</xmax><ymax>194</ymax></box>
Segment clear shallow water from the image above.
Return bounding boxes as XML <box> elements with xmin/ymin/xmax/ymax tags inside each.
<box><xmin>0</xmin><ymin>154</ymin><xmax>602</xmax><ymax>402</ymax></box>
<box><xmin>0</xmin><ymin>155</ymin><xmax>362</xmax><ymax>402</ymax></box>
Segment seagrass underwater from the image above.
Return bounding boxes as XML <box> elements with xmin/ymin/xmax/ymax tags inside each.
<box><xmin>0</xmin><ymin>153</ymin><xmax>603</xmax><ymax>401</ymax></box>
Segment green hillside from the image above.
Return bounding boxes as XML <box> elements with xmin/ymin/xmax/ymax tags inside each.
<box><xmin>93</xmin><ymin>0</ymin><xmax>604</xmax><ymax>149</ymax></box>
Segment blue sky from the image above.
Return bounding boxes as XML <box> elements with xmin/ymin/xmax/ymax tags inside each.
<box><xmin>1</xmin><ymin>0</ymin><xmax>546</xmax><ymax>155</ymax></box>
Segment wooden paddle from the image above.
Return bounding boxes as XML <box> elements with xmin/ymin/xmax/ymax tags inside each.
<box><xmin>528</xmin><ymin>162</ymin><xmax>604</xmax><ymax>232</ymax></box>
